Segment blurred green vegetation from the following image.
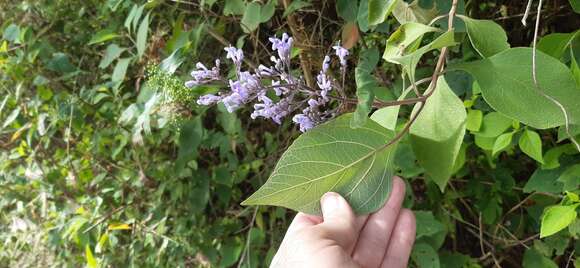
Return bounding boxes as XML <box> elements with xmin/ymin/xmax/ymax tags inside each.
<box><xmin>1</xmin><ymin>0</ymin><xmax>579</xmax><ymax>267</ymax></box>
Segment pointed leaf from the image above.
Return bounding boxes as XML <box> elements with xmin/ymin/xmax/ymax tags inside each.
<box><xmin>389</xmin><ymin>30</ymin><xmax>457</xmax><ymax>82</ymax></box>
<box><xmin>136</xmin><ymin>12</ymin><xmax>150</xmax><ymax>59</ymax></box>
<box><xmin>368</xmin><ymin>0</ymin><xmax>399</xmax><ymax>26</ymax></box>
<box><xmin>492</xmin><ymin>131</ymin><xmax>514</xmax><ymax>156</ymax></box>
<box><xmin>537</xmin><ymin>31</ymin><xmax>579</xmax><ymax>59</ymax></box>
<box><xmin>519</xmin><ymin>129</ymin><xmax>544</xmax><ymax>164</ymax></box>
<box><xmin>242</xmin><ymin>113</ymin><xmax>398</xmax><ymax>215</ymax></box>
<box><xmin>383</xmin><ymin>22</ymin><xmax>439</xmax><ymax>63</ymax></box>
<box><xmin>540</xmin><ymin>204</ymin><xmax>579</xmax><ymax>238</ymax></box>
<box><xmin>451</xmin><ymin>48</ymin><xmax>580</xmax><ymax>129</ymax></box>
<box><xmin>458</xmin><ymin>15</ymin><xmax>510</xmax><ymax>58</ymax></box>
<box><xmin>241</xmin><ymin>2</ymin><xmax>261</xmax><ymax>33</ymax></box>
<box><xmin>371</xmin><ymin>106</ymin><xmax>399</xmax><ymax>131</ymax></box>
<box><xmin>392</xmin><ymin>0</ymin><xmax>438</xmax><ymax>25</ymax></box>
<box><xmin>410</xmin><ymin>77</ymin><xmax>467</xmax><ymax>191</ymax></box>
<box><xmin>99</xmin><ymin>44</ymin><xmax>126</xmax><ymax>69</ymax></box>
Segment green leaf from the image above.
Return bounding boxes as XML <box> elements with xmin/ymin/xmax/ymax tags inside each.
<box><xmin>519</xmin><ymin>129</ymin><xmax>544</xmax><ymax>164</ymax></box>
<box><xmin>241</xmin><ymin>2</ymin><xmax>261</xmax><ymax>33</ymax></box>
<box><xmin>389</xmin><ymin>30</ymin><xmax>457</xmax><ymax>83</ymax></box>
<box><xmin>224</xmin><ymin>0</ymin><xmax>246</xmax><ymax>16</ymax></box>
<box><xmin>368</xmin><ymin>0</ymin><xmax>399</xmax><ymax>26</ymax></box>
<box><xmin>392</xmin><ymin>0</ymin><xmax>438</xmax><ymax>25</ymax></box>
<box><xmin>537</xmin><ymin>31</ymin><xmax>579</xmax><ymax>59</ymax></box>
<box><xmin>451</xmin><ymin>48</ymin><xmax>580</xmax><ymax>129</ymax></box>
<box><xmin>524</xmin><ymin>166</ymin><xmax>565</xmax><ymax>194</ymax></box>
<box><xmin>242</xmin><ymin>113</ymin><xmax>398</xmax><ymax>215</ymax></box>
<box><xmin>352</xmin><ymin>47</ymin><xmax>380</xmax><ymax>128</ymax></box>
<box><xmin>85</xmin><ymin>244</ymin><xmax>97</xmax><ymax>268</ymax></box>
<box><xmin>282</xmin><ymin>0</ymin><xmax>311</xmax><ymax>17</ymax></box>
<box><xmin>357</xmin><ymin>0</ymin><xmax>370</xmax><ymax>32</ymax></box>
<box><xmin>492</xmin><ymin>131</ymin><xmax>514</xmax><ymax>156</ymax></box>
<box><xmin>570</xmin><ymin>0</ymin><xmax>580</xmax><ymax>13</ymax></box>
<box><xmin>415</xmin><ymin>211</ymin><xmax>445</xmax><ymax>239</ymax></box>
<box><xmin>112</xmin><ymin>57</ymin><xmax>131</xmax><ymax>84</ymax></box>
<box><xmin>557</xmin><ymin>164</ymin><xmax>580</xmax><ymax>191</ymax></box>
<box><xmin>540</xmin><ymin>204</ymin><xmax>579</xmax><ymax>238</ymax></box>
<box><xmin>176</xmin><ymin>118</ymin><xmax>203</xmax><ymax>171</ymax></box>
<box><xmin>337</xmin><ymin>0</ymin><xmax>359</xmax><ymax>22</ymax></box>
<box><xmin>412</xmin><ymin>243</ymin><xmax>440</xmax><ymax>268</ymax></box>
<box><xmin>458</xmin><ymin>15</ymin><xmax>510</xmax><ymax>58</ymax></box>
<box><xmin>3</xmin><ymin>24</ymin><xmax>20</xmax><ymax>43</ymax></box>
<box><xmin>99</xmin><ymin>44</ymin><xmax>126</xmax><ymax>69</ymax></box>
<box><xmin>522</xmin><ymin>248</ymin><xmax>558</xmax><ymax>268</ymax></box>
<box><xmin>475</xmin><ymin>112</ymin><xmax>512</xmax><ymax>137</ymax></box>
<box><xmin>160</xmin><ymin>48</ymin><xmax>184</xmax><ymax>74</ymax></box>
<box><xmin>465</xmin><ymin>109</ymin><xmax>483</xmax><ymax>132</ymax></box>
<box><xmin>136</xmin><ymin>12</ymin><xmax>150</xmax><ymax>59</ymax></box>
<box><xmin>383</xmin><ymin>22</ymin><xmax>439</xmax><ymax>63</ymax></box>
<box><xmin>47</xmin><ymin>53</ymin><xmax>77</xmax><ymax>74</ymax></box>
<box><xmin>371</xmin><ymin>106</ymin><xmax>399</xmax><ymax>131</ymax></box>
<box><xmin>410</xmin><ymin>77</ymin><xmax>467</xmax><ymax>191</ymax></box>
<box><xmin>88</xmin><ymin>29</ymin><xmax>120</xmax><ymax>45</ymax></box>
<box><xmin>542</xmin><ymin>144</ymin><xmax>577</xmax><ymax>170</ymax></box>
<box><xmin>260</xmin><ymin>0</ymin><xmax>276</xmax><ymax>23</ymax></box>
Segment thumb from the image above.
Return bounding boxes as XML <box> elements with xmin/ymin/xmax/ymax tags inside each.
<box><xmin>319</xmin><ymin>192</ymin><xmax>359</xmax><ymax>250</ymax></box>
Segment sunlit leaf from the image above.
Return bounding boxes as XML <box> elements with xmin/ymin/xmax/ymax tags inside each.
<box><xmin>242</xmin><ymin>113</ymin><xmax>397</xmax><ymax>215</ymax></box>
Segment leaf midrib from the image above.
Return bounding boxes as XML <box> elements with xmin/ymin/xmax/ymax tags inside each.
<box><xmin>249</xmin><ymin>142</ymin><xmax>391</xmax><ymax>202</ymax></box>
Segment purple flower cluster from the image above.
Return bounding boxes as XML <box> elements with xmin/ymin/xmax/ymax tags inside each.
<box><xmin>186</xmin><ymin>33</ymin><xmax>349</xmax><ymax>132</ymax></box>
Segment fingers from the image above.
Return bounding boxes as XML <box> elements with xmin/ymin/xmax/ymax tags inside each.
<box><xmin>352</xmin><ymin>177</ymin><xmax>406</xmax><ymax>268</ymax></box>
<box><xmin>286</xmin><ymin>212</ymin><xmax>323</xmax><ymax>234</ymax></box>
<box><xmin>318</xmin><ymin>192</ymin><xmax>363</xmax><ymax>251</ymax></box>
<box><xmin>381</xmin><ymin>209</ymin><xmax>416</xmax><ymax>268</ymax></box>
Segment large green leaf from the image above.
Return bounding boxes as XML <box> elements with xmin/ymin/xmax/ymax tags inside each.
<box><xmin>458</xmin><ymin>15</ymin><xmax>509</xmax><ymax>58</ymax></box>
<box><xmin>410</xmin><ymin>77</ymin><xmax>467</xmax><ymax>191</ymax></box>
<box><xmin>451</xmin><ymin>48</ymin><xmax>580</xmax><ymax>129</ymax></box>
<box><xmin>537</xmin><ymin>31</ymin><xmax>579</xmax><ymax>60</ymax></box>
<box><xmin>540</xmin><ymin>204</ymin><xmax>579</xmax><ymax>238</ymax></box>
<box><xmin>352</xmin><ymin>47</ymin><xmax>380</xmax><ymax>128</ymax></box>
<box><xmin>522</xmin><ymin>248</ymin><xmax>558</xmax><ymax>268</ymax></box>
<box><xmin>368</xmin><ymin>0</ymin><xmax>399</xmax><ymax>26</ymax></box>
<box><xmin>383</xmin><ymin>22</ymin><xmax>439</xmax><ymax>63</ymax></box>
<box><xmin>242</xmin><ymin>113</ymin><xmax>398</xmax><ymax>215</ymax></box>
<box><xmin>241</xmin><ymin>2</ymin><xmax>261</xmax><ymax>33</ymax></box>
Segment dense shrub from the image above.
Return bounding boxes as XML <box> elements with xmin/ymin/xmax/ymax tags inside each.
<box><xmin>1</xmin><ymin>0</ymin><xmax>579</xmax><ymax>267</ymax></box>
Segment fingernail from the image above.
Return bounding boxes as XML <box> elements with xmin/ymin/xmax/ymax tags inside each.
<box><xmin>321</xmin><ymin>192</ymin><xmax>340</xmax><ymax>214</ymax></box>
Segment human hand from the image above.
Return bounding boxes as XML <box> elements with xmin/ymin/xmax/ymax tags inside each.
<box><xmin>270</xmin><ymin>177</ymin><xmax>415</xmax><ymax>268</ymax></box>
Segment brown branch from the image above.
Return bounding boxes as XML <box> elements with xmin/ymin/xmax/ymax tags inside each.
<box><xmin>282</xmin><ymin>0</ymin><xmax>315</xmax><ymax>88</ymax></box>
<box><xmin>378</xmin><ymin>0</ymin><xmax>459</xmax><ymax>149</ymax></box>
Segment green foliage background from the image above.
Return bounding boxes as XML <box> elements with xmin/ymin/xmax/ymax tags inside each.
<box><xmin>0</xmin><ymin>0</ymin><xmax>579</xmax><ymax>267</ymax></box>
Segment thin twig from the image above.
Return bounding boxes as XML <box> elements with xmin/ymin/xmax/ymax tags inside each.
<box><xmin>237</xmin><ymin>206</ymin><xmax>259</xmax><ymax>268</ymax></box>
<box><xmin>521</xmin><ymin>0</ymin><xmax>534</xmax><ymax>26</ymax></box>
<box><xmin>378</xmin><ymin>0</ymin><xmax>459</xmax><ymax>149</ymax></box>
<box><xmin>282</xmin><ymin>0</ymin><xmax>315</xmax><ymax>88</ymax></box>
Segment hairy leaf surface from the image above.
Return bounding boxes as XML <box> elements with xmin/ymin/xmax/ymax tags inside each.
<box><xmin>242</xmin><ymin>113</ymin><xmax>397</xmax><ymax>215</ymax></box>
